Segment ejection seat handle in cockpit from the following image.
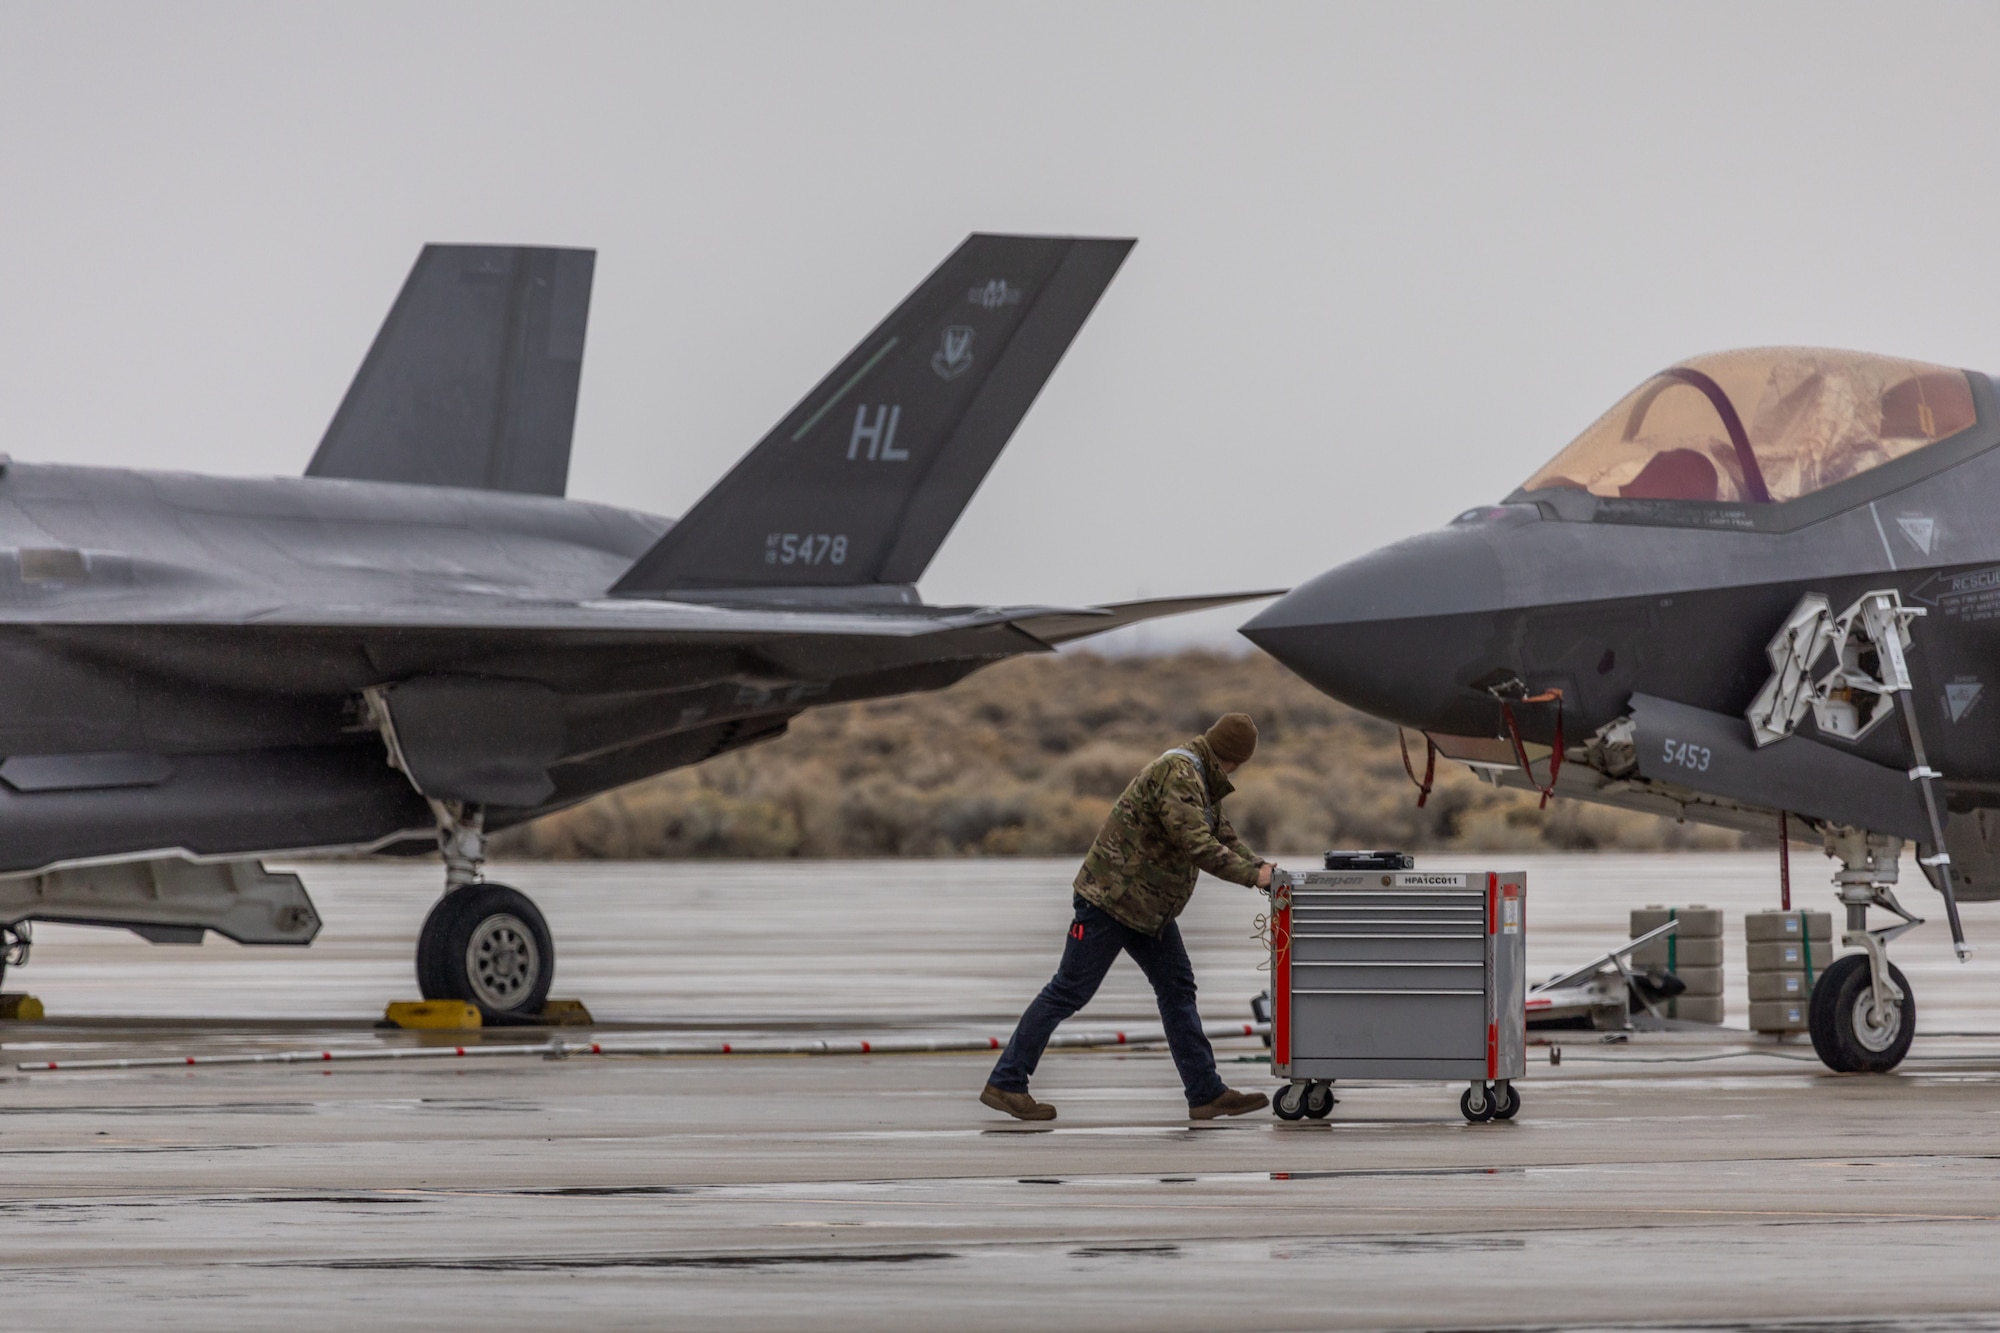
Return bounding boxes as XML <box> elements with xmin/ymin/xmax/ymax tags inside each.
<box><xmin>1622</xmin><ymin>367</ymin><xmax>1773</xmax><ymax>504</ymax></box>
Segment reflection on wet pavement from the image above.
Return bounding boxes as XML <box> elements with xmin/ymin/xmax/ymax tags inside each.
<box><xmin>2</xmin><ymin>855</ymin><xmax>2000</xmax><ymax>1328</ymax></box>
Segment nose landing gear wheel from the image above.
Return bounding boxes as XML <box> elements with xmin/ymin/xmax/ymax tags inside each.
<box><xmin>416</xmin><ymin>883</ymin><xmax>555</xmax><ymax>1023</ymax></box>
<box><xmin>1808</xmin><ymin>953</ymin><xmax>1915</xmax><ymax>1073</ymax></box>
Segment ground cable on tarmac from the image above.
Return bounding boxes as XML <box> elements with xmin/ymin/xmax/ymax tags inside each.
<box><xmin>16</xmin><ymin>1020</ymin><xmax>1269</xmax><ymax>1073</ymax></box>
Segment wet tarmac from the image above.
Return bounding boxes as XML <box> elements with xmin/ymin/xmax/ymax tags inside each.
<box><xmin>9</xmin><ymin>853</ymin><xmax>2000</xmax><ymax>1330</ymax></box>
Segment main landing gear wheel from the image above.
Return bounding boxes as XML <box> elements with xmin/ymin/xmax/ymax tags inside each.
<box><xmin>1273</xmin><ymin>1083</ymin><xmax>1308</xmax><ymax>1120</ymax></box>
<box><xmin>416</xmin><ymin>883</ymin><xmax>555</xmax><ymax>1023</ymax></box>
<box><xmin>1809</xmin><ymin>953</ymin><xmax>1914</xmax><ymax>1073</ymax></box>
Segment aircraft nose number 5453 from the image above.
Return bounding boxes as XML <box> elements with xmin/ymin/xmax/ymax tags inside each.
<box><xmin>1663</xmin><ymin>740</ymin><xmax>1713</xmax><ymax>773</ymax></box>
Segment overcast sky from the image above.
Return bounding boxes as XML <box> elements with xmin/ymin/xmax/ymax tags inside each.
<box><xmin>3</xmin><ymin>3</ymin><xmax>1998</xmax><ymax>648</ymax></box>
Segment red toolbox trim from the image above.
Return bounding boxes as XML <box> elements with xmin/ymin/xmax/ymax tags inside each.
<box><xmin>1274</xmin><ymin>897</ymin><xmax>1292</xmax><ymax>1066</ymax></box>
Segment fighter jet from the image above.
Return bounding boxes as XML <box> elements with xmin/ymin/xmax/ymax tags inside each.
<box><xmin>0</xmin><ymin>234</ymin><xmax>1268</xmax><ymax>1020</ymax></box>
<box><xmin>1244</xmin><ymin>347</ymin><xmax>2000</xmax><ymax>1073</ymax></box>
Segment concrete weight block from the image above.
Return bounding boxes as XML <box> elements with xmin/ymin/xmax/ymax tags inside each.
<box><xmin>1633</xmin><ymin>906</ymin><xmax>1724</xmax><ymax>939</ymax></box>
<box><xmin>1667</xmin><ymin>965</ymin><xmax>1724</xmax><ymax>997</ymax></box>
<box><xmin>1747</xmin><ymin>941</ymin><xmax>1831</xmax><ymax>972</ymax></box>
<box><xmin>1665</xmin><ymin>994</ymin><xmax>1726</xmax><ymax>1024</ymax></box>
<box><xmin>1745</xmin><ymin>910</ymin><xmax>1832</xmax><ymax>943</ymax></box>
<box><xmin>1632</xmin><ymin>936</ymin><xmax>1724</xmax><ymax>969</ymax></box>
<box><xmin>1749</xmin><ymin>999</ymin><xmax>1808</xmax><ymax>1032</ymax></box>
<box><xmin>1747</xmin><ymin>971</ymin><xmax>1810</xmax><ymax>1002</ymax></box>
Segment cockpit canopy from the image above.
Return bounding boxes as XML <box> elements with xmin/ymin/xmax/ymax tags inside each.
<box><xmin>1520</xmin><ymin>348</ymin><xmax>1978</xmax><ymax>505</ymax></box>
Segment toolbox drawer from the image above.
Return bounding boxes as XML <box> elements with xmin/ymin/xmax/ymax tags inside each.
<box><xmin>1290</xmin><ymin>960</ymin><xmax>1485</xmax><ymax>990</ymax></box>
<box><xmin>1290</xmin><ymin>992</ymin><xmax>1487</xmax><ymax>1060</ymax></box>
<box><xmin>1291</xmin><ymin>891</ymin><xmax>1485</xmax><ymax>920</ymax></box>
<box><xmin>1290</xmin><ymin>932</ymin><xmax>1485</xmax><ymax>964</ymax></box>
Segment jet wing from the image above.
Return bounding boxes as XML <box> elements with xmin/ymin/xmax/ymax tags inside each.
<box><xmin>23</xmin><ymin>595</ymin><xmax>1274</xmax><ymax>674</ymax></box>
<box><xmin>154</xmin><ymin>591</ymin><xmax>1282</xmax><ymax>643</ymax></box>
<box><xmin>1007</xmin><ymin>591</ymin><xmax>1287</xmax><ymax>646</ymax></box>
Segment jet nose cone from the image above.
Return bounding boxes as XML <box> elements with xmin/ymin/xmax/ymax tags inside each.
<box><xmin>1242</xmin><ymin>524</ymin><xmax>1509</xmax><ymax>731</ymax></box>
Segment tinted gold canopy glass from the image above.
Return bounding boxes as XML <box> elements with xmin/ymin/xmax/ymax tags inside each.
<box><xmin>1522</xmin><ymin>348</ymin><xmax>1977</xmax><ymax>504</ymax></box>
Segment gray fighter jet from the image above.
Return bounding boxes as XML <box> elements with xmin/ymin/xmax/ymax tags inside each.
<box><xmin>1244</xmin><ymin>347</ymin><xmax>2000</xmax><ymax>1072</ymax></box>
<box><xmin>0</xmin><ymin>234</ymin><xmax>1267</xmax><ymax>1020</ymax></box>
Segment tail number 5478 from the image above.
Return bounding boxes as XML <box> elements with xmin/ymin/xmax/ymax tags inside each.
<box><xmin>766</xmin><ymin>533</ymin><xmax>849</xmax><ymax>567</ymax></box>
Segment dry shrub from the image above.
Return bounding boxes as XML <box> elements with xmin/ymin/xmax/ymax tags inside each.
<box><xmin>493</xmin><ymin>650</ymin><xmax>1758</xmax><ymax>859</ymax></box>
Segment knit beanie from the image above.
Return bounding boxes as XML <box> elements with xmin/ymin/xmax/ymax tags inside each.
<box><xmin>1205</xmin><ymin>713</ymin><xmax>1258</xmax><ymax>765</ymax></box>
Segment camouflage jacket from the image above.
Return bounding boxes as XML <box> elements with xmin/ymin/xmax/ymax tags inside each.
<box><xmin>1073</xmin><ymin>734</ymin><xmax>1265</xmax><ymax>935</ymax></box>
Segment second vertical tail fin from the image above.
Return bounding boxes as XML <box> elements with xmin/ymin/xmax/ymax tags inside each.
<box><xmin>307</xmin><ymin>245</ymin><xmax>595</xmax><ymax>497</ymax></box>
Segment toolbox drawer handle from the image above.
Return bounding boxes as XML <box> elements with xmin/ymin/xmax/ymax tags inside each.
<box><xmin>1296</xmin><ymin>956</ymin><xmax>1488</xmax><ymax>964</ymax></box>
<box><xmin>1292</xmin><ymin>988</ymin><xmax>1487</xmax><ymax>996</ymax></box>
<box><xmin>1290</xmin><ymin>932</ymin><xmax>1485</xmax><ymax>940</ymax></box>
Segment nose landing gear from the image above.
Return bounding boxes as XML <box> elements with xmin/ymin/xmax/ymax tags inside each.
<box><xmin>1810</xmin><ymin>829</ymin><xmax>1919</xmax><ymax>1073</ymax></box>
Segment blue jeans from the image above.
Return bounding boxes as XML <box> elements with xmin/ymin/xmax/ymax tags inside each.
<box><xmin>988</xmin><ymin>895</ymin><xmax>1227</xmax><ymax>1107</ymax></box>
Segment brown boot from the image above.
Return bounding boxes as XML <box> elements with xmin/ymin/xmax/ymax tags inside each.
<box><xmin>1190</xmin><ymin>1088</ymin><xmax>1270</xmax><ymax>1120</ymax></box>
<box><xmin>980</xmin><ymin>1084</ymin><xmax>1057</xmax><ymax>1121</ymax></box>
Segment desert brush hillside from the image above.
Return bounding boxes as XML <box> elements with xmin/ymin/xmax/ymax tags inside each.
<box><xmin>496</xmin><ymin>650</ymin><xmax>1754</xmax><ymax>860</ymax></box>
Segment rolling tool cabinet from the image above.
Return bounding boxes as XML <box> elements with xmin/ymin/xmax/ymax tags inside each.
<box><xmin>1270</xmin><ymin>858</ymin><xmax>1527</xmax><ymax>1122</ymax></box>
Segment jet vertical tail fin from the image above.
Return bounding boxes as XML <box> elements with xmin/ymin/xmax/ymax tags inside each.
<box><xmin>307</xmin><ymin>244</ymin><xmax>594</xmax><ymax>497</ymax></box>
<box><xmin>611</xmin><ymin>234</ymin><xmax>1133</xmax><ymax>596</ymax></box>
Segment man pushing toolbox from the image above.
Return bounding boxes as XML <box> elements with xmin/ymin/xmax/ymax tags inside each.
<box><xmin>981</xmin><ymin>713</ymin><xmax>1276</xmax><ymax>1121</ymax></box>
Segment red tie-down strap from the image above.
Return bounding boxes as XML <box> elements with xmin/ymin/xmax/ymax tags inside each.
<box><xmin>1500</xmin><ymin>689</ymin><xmax>1565</xmax><ymax>810</ymax></box>
<box><xmin>1398</xmin><ymin>728</ymin><xmax>1437</xmax><ymax>807</ymax></box>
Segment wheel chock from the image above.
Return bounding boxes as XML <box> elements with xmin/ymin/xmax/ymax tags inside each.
<box><xmin>384</xmin><ymin>1000</ymin><xmax>481</xmax><ymax>1030</ymax></box>
<box><xmin>537</xmin><ymin>999</ymin><xmax>594</xmax><ymax>1027</ymax></box>
<box><xmin>0</xmin><ymin>993</ymin><xmax>44</xmax><ymax>1021</ymax></box>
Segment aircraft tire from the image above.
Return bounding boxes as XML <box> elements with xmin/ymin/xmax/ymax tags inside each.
<box><xmin>1808</xmin><ymin>954</ymin><xmax>1914</xmax><ymax>1074</ymax></box>
<box><xmin>423</xmin><ymin>883</ymin><xmax>555</xmax><ymax>1022</ymax></box>
<box><xmin>414</xmin><ymin>892</ymin><xmax>462</xmax><ymax>1000</ymax></box>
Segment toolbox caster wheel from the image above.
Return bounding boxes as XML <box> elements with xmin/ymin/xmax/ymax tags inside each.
<box><xmin>1491</xmin><ymin>1081</ymin><xmax>1521</xmax><ymax>1121</ymax></box>
<box><xmin>1273</xmin><ymin>1084</ymin><xmax>1308</xmax><ymax>1120</ymax></box>
<box><xmin>1460</xmin><ymin>1084</ymin><xmax>1495</xmax><ymax>1123</ymax></box>
<box><xmin>1303</xmin><ymin>1082</ymin><xmax>1335</xmax><ymax>1119</ymax></box>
